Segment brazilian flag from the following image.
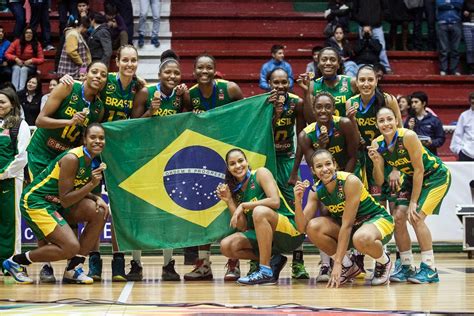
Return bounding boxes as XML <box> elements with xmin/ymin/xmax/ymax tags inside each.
<box><xmin>102</xmin><ymin>94</ymin><xmax>276</xmax><ymax>250</ymax></box>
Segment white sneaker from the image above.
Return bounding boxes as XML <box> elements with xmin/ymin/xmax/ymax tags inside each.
<box><xmin>183</xmin><ymin>258</ymin><xmax>213</xmax><ymax>281</ymax></box>
<box><xmin>316</xmin><ymin>264</ymin><xmax>331</xmax><ymax>282</ymax></box>
<box><xmin>371</xmin><ymin>259</ymin><xmax>392</xmax><ymax>286</ymax></box>
<box><xmin>440</xmin><ymin>71</ymin><xmax>447</xmax><ymax>76</ymax></box>
<box><xmin>63</xmin><ymin>264</ymin><xmax>93</xmax><ymax>284</ymax></box>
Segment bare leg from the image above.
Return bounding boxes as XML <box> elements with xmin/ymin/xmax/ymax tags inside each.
<box><xmin>252</xmin><ymin>206</ymin><xmax>279</xmax><ymax>266</ymax></box>
<box><xmin>220</xmin><ymin>233</ymin><xmax>258</xmax><ymax>261</ymax></box>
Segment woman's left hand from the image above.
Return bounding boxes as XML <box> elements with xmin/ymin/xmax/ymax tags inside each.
<box><xmin>328</xmin><ymin>262</ymin><xmax>342</xmax><ymax>288</ymax></box>
<box><xmin>175</xmin><ymin>83</ymin><xmax>188</xmax><ymax>96</ymax></box>
<box><xmin>388</xmin><ymin>169</ymin><xmax>401</xmax><ymax>191</ymax></box>
<box><xmin>96</xmin><ymin>197</ymin><xmax>110</xmax><ymax>220</ymax></box>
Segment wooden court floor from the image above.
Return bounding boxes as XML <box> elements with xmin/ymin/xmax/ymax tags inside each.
<box><xmin>1</xmin><ymin>253</ymin><xmax>474</xmax><ymax>314</ymax></box>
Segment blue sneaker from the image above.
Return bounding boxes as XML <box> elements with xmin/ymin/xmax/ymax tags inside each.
<box><xmin>87</xmin><ymin>253</ymin><xmax>102</xmax><ymax>281</ymax></box>
<box><xmin>2</xmin><ymin>259</ymin><xmax>33</xmax><ymax>284</ymax></box>
<box><xmin>151</xmin><ymin>37</ymin><xmax>160</xmax><ymax>48</ymax></box>
<box><xmin>407</xmin><ymin>262</ymin><xmax>439</xmax><ymax>284</ymax></box>
<box><xmin>138</xmin><ymin>35</ymin><xmax>144</xmax><ymax>48</ymax></box>
<box><xmin>270</xmin><ymin>254</ymin><xmax>287</xmax><ymax>280</ymax></box>
<box><xmin>390</xmin><ymin>263</ymin><xmax>415</xmax><ymax>282</ymax></box>
<box><xmin>237</xmin><ymin>268</ymin><xmax>276</xmax><ymax>285</ymax></box>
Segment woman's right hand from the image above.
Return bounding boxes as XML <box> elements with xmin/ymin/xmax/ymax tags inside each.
<box><xmin>15</xmin><ymin>58</ymin><xmax>23</xmax><ymax>66</ymax></box>
<box><xmin>69</xmin><ymin>111</ymin><xmax>86</xmax><ymax>126</ymax></box>
<box><xmin>296</xmin><ymin>73</ymin><xmax>311</xmax><ymax>92</ymax></box>
<box><xmin>149</xmin><ymin>97</ymin><xmax>161</xmax><ymax>115</ymax></box>
<box><xmin>367</xmin><ymin>145</ymin><xmax>381</xmax><ymax>163</ymax></box>
<box><xmin>216</xmin><ymin>183</ymin><xmax>231</xmax><ymax>203</ymax></box>
<box><xmin>90</xmin><ymin>168</ymin><xmax>103</xmax><ymax>187</ymax></box>
<box><xmin>59</xmin><ymin>74</ymin><xmax>75</xmax><ymax>86</ymax></box>
<box><xmin>293</xmin><ymin>181</ymin><xmax>307</xmax><ymax>202</ymax></box>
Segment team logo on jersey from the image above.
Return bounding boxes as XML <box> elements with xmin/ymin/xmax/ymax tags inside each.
<box><xmin>173</xmin><ymin>96</ymin><xmax>181</xmax><ymax>109</ymax></box>
<box><xmin>353</xmin><ymin>102</ymin><xmax>359</xmax><ymax>109</ymax></box>
<box><xmin>218</xmin><ymin>89</ymin><xmax>224</xmax><ymax>101</ymax></box>
<box><xmin>250</xmin><ymin>180</ymin><xmax>255</xmax><ymax>190</ymax></box>
<box><xmin>192</xmin><ymin>98</ymin><xmax>200</xmax><ymax>106</ymax></box>
<box><xmin>78</xmin><ymin>168</ymin><xmax>86</xmax><ymax>177</ymax></box>
<box><xmin>397</xmin><ymin>142</ymin><xmax>406</xmax><ymax>154</ymax></box>
<box><xmin>119</xmin><ymin>130</ymin><xmax>267</xmax><ymax>227</ymax></box>
<box><xmin>107</xmin><ymin>83</ymin><xmax>116</xmax><ymax>94</ymax></box>
<box><xmin>71</xmin><ymin>94</ymin><xmax>79</xmax><ymax>103</ymax></box>
<box><xmin>340</xmin><ymin>79</ymin><xmax>348</xmax><ymax>93</ymax></box>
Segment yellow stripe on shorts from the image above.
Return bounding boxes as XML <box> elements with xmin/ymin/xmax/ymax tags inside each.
<box><xmin>275</xmin><ymin>214</ymin><xmax>302</xmax><ymax>237</ymax></box>
<box><xmin>373</xmin><ymin>217</ymin><xmax>394</xmax><ymax>240</ymax></box>
<box><xmin>422</xmin><ymin>171</ymin><xmax>451</xmax><ymax>216</ymax></box>
<box><xmin>26</xmin><ymin>208</ymin><xmax>58</xmax><ymax>237</ymax></box>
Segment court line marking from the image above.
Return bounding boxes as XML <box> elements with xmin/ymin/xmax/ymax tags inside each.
<box><xmin>117</xmin><ymin>281</ymin><xmax>134</xmax><ymax>303</ymax></box>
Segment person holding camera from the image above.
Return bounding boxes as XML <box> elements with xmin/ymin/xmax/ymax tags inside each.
<box><xmin>353</xmin><ymin>27</ymin><xmax>382</xmax><ymax>67</ymax></box>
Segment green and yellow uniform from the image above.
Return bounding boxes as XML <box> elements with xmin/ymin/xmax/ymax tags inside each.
<box><xmin>145</xmin><ymin>83</ymin><xmax>184</xmax><ymax>116</ymax></box>
<box><xmin>21</xmin><ymin>146</ymin><xmax>95</xmax><ymax>240</ymax></box>
<box><xmin>312</xmin><ymin>75</ymin><xmax>354</xmax><ymax>117</ymax></box>
<box><xmin>375</xmin><ymin>128</ymin><xmax>451</xmax><ymax>215</ymax></box>
<box><xmin>236</xmin><ymin>169</ymin><xmax>304</xmax><ymax>255</ymax></box>
<box><xmin>189</xmin><ymin>79</ymin><xmax>232</xmax><ymax>112</ymax></box>
<box><xmin>273</xmin><ymin>93</ymin><xmax>300</xmax><ymax>206</ymax></box>
<box><xmin>315</xmin><ymin>171</ymin><xmax>394</xmax><ymax>245</ymax></box>
<box><xmin>304</xmin><ymin>116</ymin><xmax>348</xmax><ymax>170</ymax></box>
<box><xmin>101</xmin><ymin>72</ymin><xmax>138</xmax><ymax>122</ymax></box>
<box><xmin>348</xmin><ymin>93</ymin><xmax>387</xmax><ymax>196</ymax></box>
<box><xmin>27</xmin><ymin>82</ymin><xmax>103</xmax><ymax>178</ymax></box>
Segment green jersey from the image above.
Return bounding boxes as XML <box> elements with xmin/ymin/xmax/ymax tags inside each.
<box><xmin>236</xmin><ymin>169</ymin><xmax>294</xmax><ymax>219</ymax></box>
<box><xmin>315</xmin><ymin>171</ymin><xmax>387</xmax><ymax>222</ymax></box>
<box><xmin>27</xmin><ymin>82</ymin><xmax>104</xmax><ymax>159</ymax></box>
<box><xmin>274</xmin><ymin>93</ymin><xmax>300</xmax><ymax>157</ymax></box>
<box><xmin>304</xmin><ymin>116</ymin><xmax>348</xmax><ymax>170</ymax></box>
<box><xmin>22</xmin><ymin>146</ymin><xmax>93</xmax><ymax>205</ymax></box>
<box><xmin>101</xmin><ymin>72</ymin><xmax>137</xmax><ymax>122</ymax></box>
<box><xmin>0</xmin><ymin>125</ymin><xmax>15</xmax><ymax>173</ymax></box>
<box><xmin>189</xmin><ymin>79</ymin><xmax>232</xmax><ymax>112</ymax></box>
<box><xmin>312</xmin><ymin>75</ymin><xmax>354</xmax><ymax>117</ymax></box>
<box><xmin>375</xmin><ymin>128</ymin><xmax>445</xmax><ymax>176</ymax></box>
<box><xmin>145</xmin><ymin>83</ymin><xmax>184</xmax><ymax>116</ymax></box>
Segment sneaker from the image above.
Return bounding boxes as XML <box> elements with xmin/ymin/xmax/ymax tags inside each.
<box><xmin>183</xmin><ymin>258</ymin><xmax>213</xmax><ymax>281</ymax></box>
<box><xmin>270</xmin><ymin>254</ymin><xmax>288</xmax><ymax>281</ymax></box>
<box><xmin>224</xmin><ymin>259</ymin><xmax>240</xmax><ymax>281</ymax></box>
<box><xmin>339</xmin><ymin>262</ymin><xmax>362</xmax><ymax>285</ymax></box>
<box><xmin>316</xmin><ymin>264</ymin><xmax>331</xmax><ymax>282</ymax></box>
<box><xmin>454</xmin><ymin>72</ymin><xmax>461</xmax><ymax>76</ymax></box>
<box><xmin>351</xmin><ymin>253</ymin><xmax>366</xmax><ymax>273</ymax></box>
<box><xmin>237</xmin><ymin>268</ymin><xmax>276</xmax><ymax>285</ymax></box>
<box><xmin>2</xmin><ymin>259</ymin><xmax>33</xmax><ymax>284</ymax></box>
<box><xmin>390</xmin><ymin>264</ymin><xmax>415</xmax><ymax>282</ymax></box>
<box><xmin>247</xmin><ymin>260</ymin><xmax>259</xmax><ymax>276</ymax></box>
<box><xmin>162</xmin><ymin>259</ymin><xmax>180</xmax><ymax>281</ymax></box>
<box><xmin>44</xmin><ymin>44</ymin><xmax>56</xmax><ymax>51</ymax></box>
<box><xmin>111</xmin><ymin>257</ymin><xmax>127</xmax><ymax>282</ymax></box>
<box><xmin>39</xmin><ymin>264</ymin><xmax>56</xmax><ymax>283</ymax></box>
<box><xmin>138</xmin><ymin>35</ymin><xmax>144</xmax><ymax>48</ymax></box>
<box><xmin>87</xmin><ymin>253</ymin><xmax>102</xmax><ymax>281</ymax></box>
<box><xmin>408</xmin><ymin>262</ymin><xmax>439</xmax><ymax>284</ymax></box>
<box><xmin>127</xmin><ymin>260</ymin><xmax>143</xmax><ymax>281</ymax></box>
<box><xmin>151</xmin><ymin>37</ymin><xmax>160</xmax><ymax>48</ymax></box>
<box><xmin>62</xmin><ymin>264</ymin><xmax>93</xmax><ymax>284</ymax></box>
<box><xmin>371</xmin><ymin>259</ymin><xmax>392</xmax><ymax>286</ymax></box>
<box><xmin>440</xmin><ymin>71</ymin><xmax>447</xmax><ymax>76</ymax></box>
<box><xmin>291</xmin><ymin>260</ymin><xmax>309</xmax><ymax>279</ymax></box>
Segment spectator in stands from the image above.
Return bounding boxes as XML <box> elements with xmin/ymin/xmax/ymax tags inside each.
<box><xmin>397</xmin><ymin>95</ymin><xmax>411</xmax><ymax>123</ymax></box>
<box><xmin>7</xmin><ymin>0</ymin><xmax>26</xmax><ymax>39</ymax></box>
<box><xmin>353</xmin><ymin>26</ymin><xmax>382</xmax><ymax>67</ymax></box>
<box><xmin>436</xmin><ymin>0</ymin><xmax>463</xmax><ymax>75</ymax></box>
<box><xmin>450</xmin><ymin>92</ymin><xmax>474</xmax><ymax>161</ymax></box>
<box><xmin>386</xmin><ymin>0</ymin><xmax>411</xmax><ymax>51</ymax></box>
<box><xmin>40</xmin><ymin>78</ymin><xmax>58</xmax><ymax>111</ymax></box>
<box><xmin>324</xmin><ymin>0</ymin><xmax>351</xmax><ymax>36</ymax></box>
<box><xmin>18</xmin><ymin>74</ymin><xmax>42</xmax><ymax>126</ymax></box>
<box><xmin>413</xmin><ymin>0</ymin><xmax>437</xmax><ymax>50</ymax></box>
<box><xmin>0</xmin><ymin>26</ymin><xmax>12</xmax><ymax>86</ymax></box>
<box><xmin>88</xmin><ymin>12</ymin><xmax>112</xmax><ymax>67</ymax></box>
<box><xmin>5</xmin><ymin>27</ymin><xmax>45</xmax><ymax>91</ymax></box>
<box><xmin>58</xmin><ymin>0</ymin><xmax>78</xmax><ymax>36</ymax></box>
<box><xmin>77</xmin><ymin>0</ymin><xmax>90</xmax><ymax>19</ymax></box>
<box><xmin>105</xmin><ymin>2</ymin><xmax>128</xmax><ymax>50</ymax></box>
<box><xmin>405</xmin><ymin>91</ymin><xmax>445</xmax><ymax>155</ymax></box>
<box><xmin>30</xmin><ymin>0</ymin><xmax>55</xmax><ymax>51</ymax></box>
<box><xmin>305</xmin><ymin>45</ymin><xmax>323</xmax><ymax>78</ymax></box>
<box><xmin>326</xmin><ymin>25</ymin><xmax>358</xmax><ymax>77</ymax></box>
<box><xmin>352</xmin><ymin>0</ymin><xmax>393</xmax><ymax>73</ymax></box>
<box><xmin>58</xmin><ymin>17</ymin><xmax>91</xmax><ymax>79</ymax></box>
<box><xmin>259</xmin><ymin>44</ymin><xmax>294</xmax><ymax>92</ymax></box>
<box><xmin>137</xmin><ymin>0</ymin><xmax>161</xmax><ymax>48</ymax></box>
<box><xmin>463</xmin><ymin>0</ymin><xmax>474</xmax><ymax>75</ymax></box>
<box><xmin>107</xmin><ymin>0</ymin><xmax>134</xmax><ymax>45</ymax></box>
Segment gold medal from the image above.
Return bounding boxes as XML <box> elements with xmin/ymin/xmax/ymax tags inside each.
<box><xmin>308</xmin><ymin>72</ymin><xmax>315</xmax><ymax>80</ymax></box>
<box><xmin>320</xmin><ymin>125</ymin><xmax>328</xmax><ymax>134</ymax></box>
<box><xmin>82</xmin><ymin>107</ymin><xmax>90</xmax><ymax>115</ymax></box>
<box><xmin>303</xmin><ymin>180</ymin><xmax>311</xmax><ymax>188</ymax></box>
<box><xmin>153</xmin><ymin>90</ymin><xmax>161</xmax><ymax>99</ymax></box>
<box><xmin>277</xmin><ymin>95</ymin><xmax>285</xmax><ymax>103</ymax></box>
<box><xmin>100</xmin><ymin>162</ymin><xmax>107</xmax><ymax>170</ymax></box>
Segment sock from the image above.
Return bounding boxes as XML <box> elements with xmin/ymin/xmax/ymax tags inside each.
<box><xmin>421</xmin><ymin>250</ymin><xmax>435</xmax><ymax>268</ymax></box>
<box><xmin>198</xmin><ymin>250</ymin><xmax>210</xmax><ymax>261</ymax></box>
<box><xmin>293</xmin><ymin>250</ymin><xmax>303</xmax><ymax>262</ymax></box>
<box><xmin>66</xmin><ymin>255</ymin><xmax>86</xmax><ymax>270</ymax></box>
<box><xmin>375</xmin><ymin>252</ymin><xmax>390</xmax><ymax>265</ymax></box>
<box><xmin>400</xmin><ymin>250</ymin><xmax>413</xmax><ymax>266</ymax></box>
<box><xmin>12</xmin><ymin>253</ymin><xmax>32</xmax><ymax>265</ymax></box>
<box><xmin>320</xmin><ymin>251</ymin><xmax>331</xmax><ymax>266</ymax></box>
<box><xmin>89</xmin><ymin>251</ymin><xmax>100</xmax><ymax>258</ymax></box>
<box><xmin>332</xmin><ymin>255</ymin><xmax>352</xmax><ymax>268</ymax></box>
<box><xmin>163</xmin><ymin>249</ymin><xmax>173</xmax><ymax>266</ymax></box>
<box><xmin>113</xmin><ymin>252</ymin><xmax>125</xmax><ymax>260</ymax></box>
<box><xmin>259</xmin><ymin>264</ymin><xmax>273</xmax><ymax>276</ymax></box>
<box><xmin>132</xmin><ymin>250</ymin><xmax>142</xmax><ymax>262</ymax></box>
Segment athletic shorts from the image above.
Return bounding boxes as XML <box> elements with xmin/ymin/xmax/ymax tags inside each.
<box><xmin>242</xmin><ymin>212</ymin><xmax>304</xmax><ymax>255</ymax></box>
<box><xmin>21</xmin><ymin>197</ymin><xmax>67</xmax><ymax>240</ymax></box>
<box><xmin>397</xmin><ymin>167</ymin><xmax>451</xmax><ymax>215</ymax></box>
<box><xmin>354</xmin><ymin>150</ymin><xmax>380</xmax><ymax>198</ymax></box>
<box><xmin>276</xmin><ymin>155</ymin><xmax>297</xmax><ymax>208</ymax></box>
<box><xmin>27</xmin><ymin>150</ymin><xmax>54</xmax><ymax>180</ymax></box>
